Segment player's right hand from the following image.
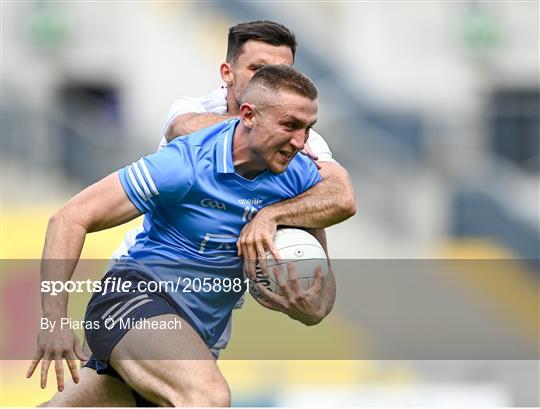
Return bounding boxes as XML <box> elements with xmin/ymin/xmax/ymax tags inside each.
<box><xmin>26</xmin><ymin>324</ymin><xmax>88</xmax><ymax>392</ymax></box>
<box><xmin>237</xmin><ymin>209</ymin><xmax>281</xmax><ymax>280</ymax></box>
<box><xmin>256</xmin><ymin>263</ymin><xmax>327</xmax><ymax>326</ymax></box>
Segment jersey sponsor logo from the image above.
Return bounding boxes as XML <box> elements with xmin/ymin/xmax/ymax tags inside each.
<box><xmin>238</xmin><ymin>198</ymin><xmax>263</xmax><ymax>206</ymax></box>
<box><xmin>200</xmin><ymin>198</ymin><xmax>226</xmax><ymax>210</ymax></box>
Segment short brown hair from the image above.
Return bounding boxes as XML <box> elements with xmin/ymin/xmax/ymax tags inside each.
<box><xmin>226</xmin><ymin>20</ymin><xmax>297</xmax><ymax>63</ymax></box>
<box><xmin>242</xmin><ymin>65</ymin><xmax>318</xmax><ymax>103</ymax></box>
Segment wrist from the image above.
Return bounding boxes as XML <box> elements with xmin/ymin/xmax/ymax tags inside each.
<box><xmin>42</xmin><ymin>304</ymin><xmax>68</xmax><ymax>320</ymax></box>
<box><xmin>259</xmin><ymin>205</ymin><xmax>281</xmax><ymax>225</ymax></box>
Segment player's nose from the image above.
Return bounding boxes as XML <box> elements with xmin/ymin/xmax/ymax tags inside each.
<box><xmin>289</xmin><ymin>130</ymin><xmax>306</xmax><ymax>151</ymax></box>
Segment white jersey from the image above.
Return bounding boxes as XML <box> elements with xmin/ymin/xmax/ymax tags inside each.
<box><xmin>110</xmin><ymin>85</ymin><xmax>335</xmax><ymax>353</ymax></box>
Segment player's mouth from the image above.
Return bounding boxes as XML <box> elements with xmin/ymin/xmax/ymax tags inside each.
<box><xmin>278</xmin><ymin>150</ymin><xmax>294</xmax><ymax>162</ymax></box>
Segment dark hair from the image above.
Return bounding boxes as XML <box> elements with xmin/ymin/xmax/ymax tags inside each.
<box><xmin>244</xmin><ymin>65</ymin><xmax>317</xmax><ymax>102</ymax></box>
<box><xmin>226</xmin><ymin>20</ymin><xmax>297</xmax><ymax>63</ymax></box>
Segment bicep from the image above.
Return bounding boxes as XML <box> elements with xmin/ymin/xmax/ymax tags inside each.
<box><xmin>318</xmin><ymin>161</ymin><xmax>356</xmax><ymax>218</ymax></box>
<box><xmin>319</xmin><ymin>162</ymin><xmax>353</xmax><ymax>191</ymax></box>
<box><xmin>63</xmin><ymin>172</ymin><xmax>142</xmax><ymax>233</ymax></box>
<box><xmin>295</xmin><ymin>161</ymin><xmax>355</xmax><ymax>212</ymax></box>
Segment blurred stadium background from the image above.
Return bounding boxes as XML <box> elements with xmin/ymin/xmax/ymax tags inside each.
<box><xmin>1</xmin><ymin>1</ymin><xmax>538</xmax><ymax>407</ymax></box>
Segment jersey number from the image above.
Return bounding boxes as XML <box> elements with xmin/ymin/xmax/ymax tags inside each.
<box><xmin>198</xmin><ymin>206</ymin><xmax>259</xmax><ymax>254</ymax></box>
<box><xmin>198</xmin><ymin>233</ymin><xmax>237</xmax><ymax>254</ymax></box>
<box><xmin>242</xmin><ymin>206</ymin><xmax>258</xmax><ymax>222</ymax></box>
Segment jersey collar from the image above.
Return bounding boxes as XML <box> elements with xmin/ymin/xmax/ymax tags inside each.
<box><xmin>216</xmin><ymin>119</ymin><xmax>239</xmax><ymax>174</ymax></box>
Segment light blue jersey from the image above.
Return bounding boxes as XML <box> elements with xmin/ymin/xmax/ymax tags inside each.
<box><xmin>115</xmin><ymin>119</ymin><xmax>321</xmax><ymax>348</ymax></box>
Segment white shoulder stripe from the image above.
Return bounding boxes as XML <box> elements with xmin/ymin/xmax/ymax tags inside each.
<box><xmin>132</xmin><ymin>162</ymin><xmax>152</xmax><ymax>198</ymax></box>
<box><xmin>138</xmin><ymin>159</ymin><xmax>159</xmax><ymax>196</ymax></box>
<box><xmin>222</xmin><ymin>131</ymin><xmax>229</xmax><ymax>172</ymax></box>
<box><xmin>127</xmin><ymin>167</ymin><xmax>148</xmax><ymax>201</ymax></box>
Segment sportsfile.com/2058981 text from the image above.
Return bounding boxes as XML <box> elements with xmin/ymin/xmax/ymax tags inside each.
<box><xmin>41</xmin><ymin>276</ymin><xmax>250</xmax><ymax>296</ymax></box>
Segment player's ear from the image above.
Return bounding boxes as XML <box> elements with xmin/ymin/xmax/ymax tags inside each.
<box><xmin>240</xmin><ymin>103</ymin><xmax>255</xmax><ymax>128</ymax></box>
<box><xmin>220</xmin><ymin>62</ymin><xmax>233</xmax><ymax>85</ymax></box>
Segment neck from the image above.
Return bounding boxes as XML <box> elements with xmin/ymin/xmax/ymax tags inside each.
<box><xmin>226</xmin><ymin>89</ymin><xmax>241</xmax><ymax>116</ymax></box>
<box><xmin>232</xmin><ymin>124</ymin><xmax>266</xmax><ymax>179</ymax></box>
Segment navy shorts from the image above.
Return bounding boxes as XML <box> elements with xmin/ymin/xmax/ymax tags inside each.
<box><xmin>84</xmin><ymin>269</ymin><xmax>192</xmax><ymax>367</ymax></box>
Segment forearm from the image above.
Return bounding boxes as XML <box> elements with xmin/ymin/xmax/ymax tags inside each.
<box><xmin>262</xmin><ymin>162</ymin><xmax>356</xmax><ymax>229</ymax></box>
<box><xmin>41</xmin><ymin>210</ymin><xmax>88</xmax><ymax>319</ymax></box>
<box><xmin>166</xmin><ymin>113</ymin><xmax>232</xmax><ymax>141</ymax></box>
<box><xmin>29</xmin><ymin>213</ymin><xmax>89</xmax><ymax>390</ymax></box>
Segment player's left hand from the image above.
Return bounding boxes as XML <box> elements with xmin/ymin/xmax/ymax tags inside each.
<box><xmin>256</xmin><ymin>262</ymin><xmax>327</xmax><ymax>326</ymax></box>
<box><xmin>237</xmin><ymin>209</ymin><xmax>281</xmax><ymax>280</ymax></box>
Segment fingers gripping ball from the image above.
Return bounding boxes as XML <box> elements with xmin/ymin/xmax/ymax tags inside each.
<box><xmin>248</xmin><ymin>228</ymin><xmax>328</xmax><ymax>299</ymax></box>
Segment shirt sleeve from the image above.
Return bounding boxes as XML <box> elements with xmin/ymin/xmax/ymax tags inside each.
<box><xmin>306</xmin><ymin>129</ymin><xmax>337</xmax><ymax>163</ymax></box>
<box><xmin>301</xmin><ymin>159</ymin><xmax>322</xmax><ymax>192</ymax></box>
<box><xmin>161</xmin><ymin>97</ymin><xmax>207</xmax><ymax>137</ymax></box>
<box><xmin>118</xmin><ymin>142</ymin><xmax>196</xmax><ymax>213</ymax></box>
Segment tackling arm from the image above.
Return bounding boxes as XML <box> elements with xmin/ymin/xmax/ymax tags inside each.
<box><xmin>261</xmin><ymin>161</ymin><xmax>356</xmax><ymax>228</ymax></box>
<box><xmin>165</xmin><ymin>113</ymin><xmax>232</xmax><ymax>142</ymax></box>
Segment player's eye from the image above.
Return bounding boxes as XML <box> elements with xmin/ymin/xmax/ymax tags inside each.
<box><xmin>284</xmin><ymin>122</ymin><xmax>296</xmax><ymax>130</ymax></box>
